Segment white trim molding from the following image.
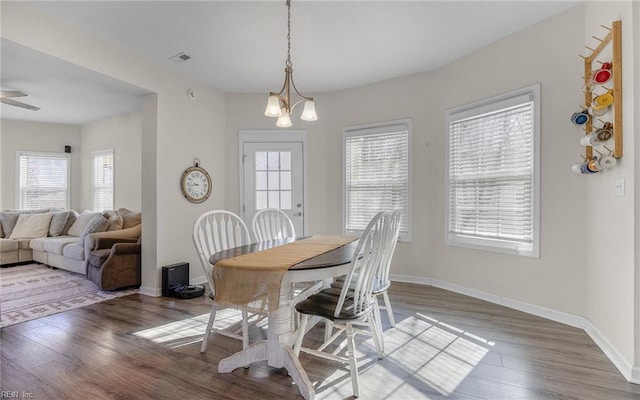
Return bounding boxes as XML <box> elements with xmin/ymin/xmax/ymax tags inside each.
<box><xmin>390</xmin><ymin>274</ymin><xmax>637</xmax><ymax>383</ymax></box>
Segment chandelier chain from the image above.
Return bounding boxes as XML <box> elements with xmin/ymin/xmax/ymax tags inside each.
<box><xmin>286</xmin><ymin>0</ymin><xmax>292</xmax><ymax>67</ymax></box>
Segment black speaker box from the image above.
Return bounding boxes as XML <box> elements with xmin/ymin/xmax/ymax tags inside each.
<box><xmin>162</xmin><ymin>262</ymin><xmax>189</xmax><ymax>297</ymax></box>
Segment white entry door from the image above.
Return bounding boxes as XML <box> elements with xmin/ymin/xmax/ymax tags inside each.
<box><xmin>242</xmin><ymin>142</ymin><xmax>304</xmax><ymax>236</ymax></box>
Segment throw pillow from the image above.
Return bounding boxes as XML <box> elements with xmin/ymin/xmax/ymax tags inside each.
<box><xmin>9</xmin><ymin>213</ymin><xmax>54</xmax><ymax>239</ymax></box>
<box><xmin>61</xmin><ymin>210</ymin><xmax>79</xmax><ymax>236</ymax></box>
<box><xmin>80</xmin><ymin>215</ymin><xmax>108</xmax><ymax>246</ymax></box>
<box><xmin>67</xmin><ymin>210</ymin><xmax>100</xmax><ymax>237</ymax></box>
<box><xmin>0</xmin><ymin>212</ymin><xmax>21</xmax><ymax>238</ymax></box>
<box><xmin>122</xmin><ymin>212</ymin><xmax>141</xmax><ymax>229</ymax></box>
<box><xmin>49</xmin><ymin>211</ymin><xmax>71</xmax><ymax>237</ymax></box>
<box><xmin>103</xmin><ymin>210</ymin><xmax>124</xmax><ymax>231</ymax></box>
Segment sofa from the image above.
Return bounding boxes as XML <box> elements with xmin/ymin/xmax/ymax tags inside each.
<box><xmin>87</xmin><ymin>236</ymin><xmax>141</xmax><ymax>290</ymax></box>
<box><xmin>0</xmin><ymin>208</ymin><xmax>141</xmax><ymax>277</ymax></box>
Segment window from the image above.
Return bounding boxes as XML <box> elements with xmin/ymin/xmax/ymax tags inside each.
<box><xmin>92</xmin><ymin>149</ymin><xmax>114</xmax><ymax>212</ymax></box>
<box><xmin>446</xmin><ymin>84</ymin><xmax>540</xmax><ymax>257</ymax></box>
<box><xmin>17</xmin><ymin>151</ymin><xmax>70</xmax><ymax>210</ymax></box>
<box><xmin>255</xmin><ymin>150</ymin><xmax>292</xmax><ymax>210</ymax></box>
<box><xmin>343</xmin><ymin>119</ymin><xmax>412</xmax><ymax>241</ymax></box>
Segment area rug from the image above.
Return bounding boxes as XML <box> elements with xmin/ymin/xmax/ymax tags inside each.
<box><xmin>0</xmin><ymin>263</ymin><xmax>138</xmax><ymax>328</ymax></box>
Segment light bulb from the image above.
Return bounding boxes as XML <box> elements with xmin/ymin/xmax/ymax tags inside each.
<box><xmin>276</xmin><ymin>112</ymin><xmax>292</xmax><ymax>128</ymax></box>
<box><xmin>264</xmin><ymin>95</ymin><xmax>283</xmax><ymax>117</ymax></box>
<box><xmin>300</xmin><ymin>100</ymin><xmax>318</xmax><ymax>121</ymax></box>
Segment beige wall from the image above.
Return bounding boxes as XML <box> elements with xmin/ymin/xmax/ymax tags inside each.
<box><xmin>0</xmin><ymin>119</ymin><xmax>82</xmax><ymax>210</ymax></box>
<box><xmin>224</xmin><ymin>4</ymin><xmax>638</xmax><ymax>375</ymax></box>
<box><xmin>226</xmin><ymin>6</ymin><xmax>589</xmax><ymax>314</ymax></box>
<box><xmin>79</xmin><ymin>112</ymin><xmax>142</xmax><ymax>211</ymax></box>
<box><xmin>1</xmin><ymin>3</ymin><xmax>227</xmax><ymax>293</ymax></box>
<box><xmin>583</xmin><ymin>0</ymin><xmax>637</xmax><ymax>373</ymax></box>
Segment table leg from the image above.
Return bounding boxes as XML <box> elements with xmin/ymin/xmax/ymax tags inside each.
<box><xmin>218</xmin><ymin>280</ymin><xmax>316</xmax><ymax>399</ymax></box>
<box><xmin>218</xmin><ymin>341</ymin><xmax>268</xmax><ymax>373</ymax></box>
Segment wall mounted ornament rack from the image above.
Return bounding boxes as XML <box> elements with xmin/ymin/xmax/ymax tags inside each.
<box><xmin>573</xmin><ymin>20</ymin><xmax>622</xmax><ymax>175</ymax></box>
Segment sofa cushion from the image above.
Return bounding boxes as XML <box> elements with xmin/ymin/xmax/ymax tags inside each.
<box><xmin>9</xmin><ymin>213</ymin><xmax>53</xmax><ymax>239</ymax></box>
<box><xmin>62</xmin><ymin>242</ymin><xmax>85</xmax><ymax>261</ymax></box>
<box><xmin>49</xmin><ymin>211</ymin><xmax>74</xmax><ymax>237</ymax></box>
<box><xmin>29</xmin><ymin>237</ymin><xmax>47</xmax><ymax>252</ymax></box>
<box><xmin>67</xmin><ymin>211</ymin><xmax>100</xmax><ymax>237</ymax></box>
<box><xmin>17</xmin><ymin>239</ymin><xmax>32</xmax><ymax>250</ymax></box>
<box><xmin>80</xmin><ymin>215</ymin><xmax>108</xmax><ymax>245</ymax></box>
<box><xmin>0</xmin><ymin>238</ymin><xmax>19</xmax><ymax>252</ymax></box>
<box><xmin>0</xmin><ymin>212</ymin><xmax>21</xmax><ymax>238</ymax></box>
<box><xmin>88</xmin><ymin>248</ymin><xmax>111</xmax><ymax>267</ymax></box>
<box><xmin>41</xmin><ymin>236</ymin><xmax>81</xmax><ymax>255</ymax></box>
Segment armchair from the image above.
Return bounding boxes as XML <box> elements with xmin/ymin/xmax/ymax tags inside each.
<box><xmin>87</xmin><ymin>237</ymin><xmax>141</xmax><ymax>291</ymax></box>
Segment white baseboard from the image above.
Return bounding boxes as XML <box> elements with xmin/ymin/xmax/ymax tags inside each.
<box><xmin>138</xmin><ymin>277</ymin><xmax>207</xmax><ymax>297</ymax></box>
<box><xmin>139</xmin><ymin>285</ymin><xmax>161</xmax><ymax>297</ymax></box>
<box><xmin>390</xmin><ymin>273</ymin><xmax>637</xmax><ymax>384</ymax></box>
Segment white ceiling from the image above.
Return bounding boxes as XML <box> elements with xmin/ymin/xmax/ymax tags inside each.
<box><xmin>2</xmin><ymin>1</ymin><xmax>580</xmax><ymax>124</ymax></box>
<box><xmin>1</xmin><ymin>39</ymin><xmax>150</xmax><ymax>125</ymax></box>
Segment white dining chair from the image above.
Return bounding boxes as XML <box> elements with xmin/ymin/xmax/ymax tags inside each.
<box><xmin>325</xmin><ymin>209</ymin><xmax>401</xmax><ymax>355</ymax></box>
<box><xmin>192</xmin><ymin>209</ymin><xmax>262</xmax><ymax>353</ymax></box>
<box><xmin>372</xmin><ymin>210</ymin><xmax>402</xmax><ymax>327</ymax></box>
<box><xmin>293</xmin><ymin>212</ymin><xmax>388</xmax><ymax>398</ymax></box>
<box><xmin>252</xmin><ymin>208</ymin><xmax>296</xmax><ymax>242</ymax></box>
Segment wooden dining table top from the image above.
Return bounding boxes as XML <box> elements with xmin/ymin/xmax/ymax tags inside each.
<box><xmin>209</xmin><ymin>237</ymin><xmax>359</xmax><ymax>270</ymax></box>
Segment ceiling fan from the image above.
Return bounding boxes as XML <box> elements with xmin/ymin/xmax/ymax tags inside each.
<box><xmin>0</xmin><ymin>91</ymin><xmax>40</xmax><ymax>111</ymax></box>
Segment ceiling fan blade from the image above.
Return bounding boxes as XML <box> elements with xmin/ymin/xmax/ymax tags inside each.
<box><xmin>0</xmin><ymin>91</ymin><xmax>27</xmax><ymax>98</ymax></box>
<box><xmin>0</xmin><ymin>97</ymin><xmax>40</xmax><ymax>111</ymax></box>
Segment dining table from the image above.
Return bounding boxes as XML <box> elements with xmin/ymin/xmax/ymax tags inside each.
<box><xmin>209</xmin><ymin>235</ymin><xmax>359</xmax><ymax>400</ymax></box>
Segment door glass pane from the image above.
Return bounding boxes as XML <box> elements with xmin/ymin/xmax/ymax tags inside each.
<box><xmin>268</xmin><ymin>171</ymin><xmax>280</xmax><ymax>190</ymax></box>
<box><xmin>281</xmin><ymin>191</ymin><xmax>292</xmax><ymax>210</ymax></box>
<box><xmin>280</xmin><ymin>171</ymin><xmax>291</xmax><ymax>190</ymax></box>
<box><xmin>280</xmin><ymin>152</ymin><xmax>291</xmax><ymax>170</ymax></box>
<box><xmin>256</xmin><ymin>191</ymin><xmax>268</xmax><ymax>210</ymax></box>
<box><xmin>268</xmin><ymin>191</ymin><xmax>280</xmax><ymax>208</ymax></box>
<box><xmin>268</xmin><ymin>152</ymin><xmax>279</xmax><ymax>170</ymax></box>
<box><xmin>256</xmin><ymin>171</ymin><xmax>267</xmax><ymax>190</ymax></box>
<box><xmin>256</xmin><ymin>152</ymin><xmax>267</xmax><ymax>170</ymax></box>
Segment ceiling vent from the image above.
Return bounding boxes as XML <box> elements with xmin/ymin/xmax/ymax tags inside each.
<box><xmin>169</xmin><ymin>52</ymin><xmax>192</xmax><ymax>64</ymax></box>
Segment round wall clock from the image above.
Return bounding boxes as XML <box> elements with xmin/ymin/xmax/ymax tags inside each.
<box><xmin>181</xmin><ymin>159</ymin><xmax>212</xmax><ymax>203</ymax></box>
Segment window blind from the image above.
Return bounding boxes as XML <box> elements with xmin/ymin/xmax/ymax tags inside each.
<box><xmin>344</xmin><ymin>122</ymin><xmax>411</xmax><ymax>240</ymax></box>
<box><xmin>92</xmin><ymin>149</ymin><xmax>114</xmax><ymax>211</ymax></box>
<box><xmin>17</xmin><ymin>151</ymin><xmax>69</xmax><ymax>210</ymax></box>
<box><xmin>446</xmin><ymin>89</ymin><xmax>539</xmax><ymax>256</ymax></box>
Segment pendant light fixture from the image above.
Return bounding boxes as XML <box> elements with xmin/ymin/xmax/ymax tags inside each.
<box><xmin>264</xmin><ymin>0</ymin><xmax>317</xmax><ymax>127</ymax></box>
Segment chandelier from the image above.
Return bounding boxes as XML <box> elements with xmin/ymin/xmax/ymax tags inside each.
<box><xmin>264</xmin><ymin>0</ymin><xmax>317</xmax><ymax>127</ymax></box>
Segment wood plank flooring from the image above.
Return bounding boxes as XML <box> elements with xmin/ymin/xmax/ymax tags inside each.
<box><xmin>2</xmin><ymin>282</ymin><xmax>639</xmax><ymax>399</ymax></box>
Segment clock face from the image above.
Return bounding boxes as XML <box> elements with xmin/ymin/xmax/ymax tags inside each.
<box><xmin>181</xmin><ymin>166</ymin><xmax>212</xmax><ymax>203</ymax></box>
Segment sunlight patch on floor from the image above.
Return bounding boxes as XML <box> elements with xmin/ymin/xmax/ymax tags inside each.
<box><xmin>132</xmin><ymin>308</ymin><xmax>245</xmax><ymax>348</ymax></box>
<box><xmin>383</xmin><ymin>313</ymin><xmax>494</xmax><ymax>396</ymax></box>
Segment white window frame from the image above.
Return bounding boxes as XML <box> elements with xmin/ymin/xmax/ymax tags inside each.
<box><xmin>445</xmin><ymin>84</ymin><xmax>540</xmax><ymax>257</ymax></box>
<box><xmin>343</xmin><ymin>119</ymin><xmax>412</xmax><ymax>242</ymax></box>
<box><xmin>91</xmin><ymin>148</ymin><xmax>115</xmax><ymax>212</ymax></box>
<box><xmin>15</xmin><ymin>151</ymin><xmax>70</xmax><ymax>210</ymax></box>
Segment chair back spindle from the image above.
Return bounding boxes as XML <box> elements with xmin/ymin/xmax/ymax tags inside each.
<box><xmin>252</xmin><ymin>208</ymin><xmax>296</xmax><ymax>242</ymax></box>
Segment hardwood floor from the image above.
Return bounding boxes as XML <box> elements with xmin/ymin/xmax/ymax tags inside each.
<box><xmin>2</xmin><ymin>282</ymin><xmax>639</xmax><ymax>399</ymax></box>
